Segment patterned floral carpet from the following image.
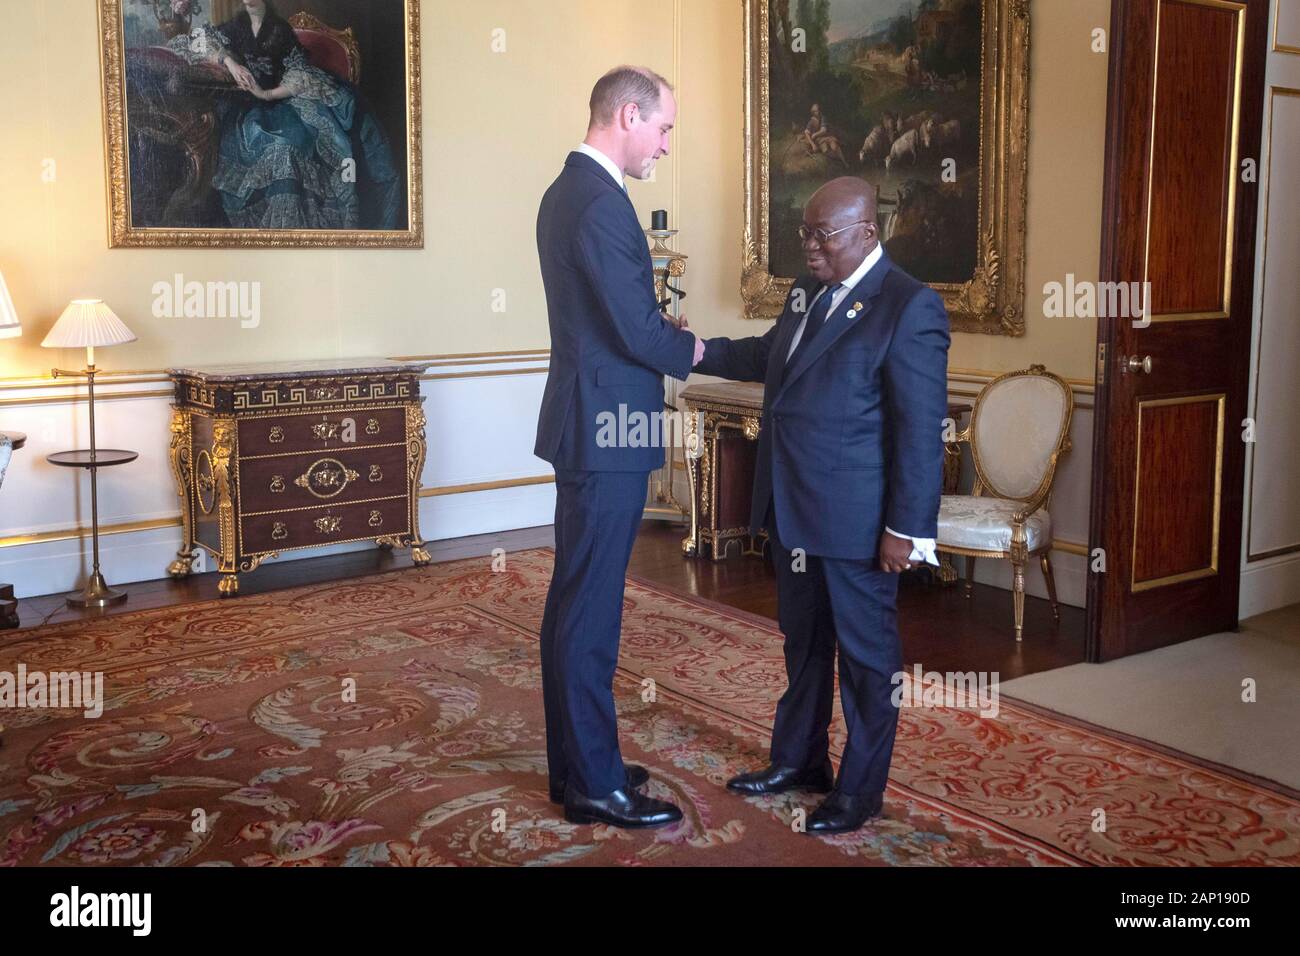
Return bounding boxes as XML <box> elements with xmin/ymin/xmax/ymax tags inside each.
<box><xmin>1</xmin><ymin>548</ymin><xmax>1296</xmax><ymax>866</ymax></box>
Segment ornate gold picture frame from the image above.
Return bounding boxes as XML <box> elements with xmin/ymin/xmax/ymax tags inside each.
<box><xmin>98</xmin><ymin>0</ymin><xmax>423</xmax><ymax>248</ymax></box>
<box><xmin>742</xmin><ymin>0</ymin><xmax>1029</xmax><ymax>335</ymax></box>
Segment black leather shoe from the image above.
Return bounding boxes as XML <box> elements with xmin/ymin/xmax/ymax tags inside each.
<box><xmin>806</xmin><ymin>790</ymin><xmax>884</xmax><ymax>834</ymax></box>
<box><xmin>550</xmin><ymin>764</ymin><xmax>649</xmax><ymax>804</ymax></box>
<box><xmin>563</xmin><ymin>786</ymin><xmax>683</xmax><ymax>829</ymax></box>
<box><xmin>726</xmin><ymin>759</ymin><xmax>835</xmax><ymax>795</ymax></box>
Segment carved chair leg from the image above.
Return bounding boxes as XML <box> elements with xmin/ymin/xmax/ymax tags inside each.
<box><xmin>1040</xmin><ymin>553</ymin><xmax>1060</xmax><ymax>622</ymax></box>
<box><xmin>964</xmin><ymin>556</ymin><xmax>976</xmax><ymax>598</ymax></box>
<box><xmin>1012</xmin><ymin>558</ymin><xmax>1026</xmax><ymax>643</ymax></box>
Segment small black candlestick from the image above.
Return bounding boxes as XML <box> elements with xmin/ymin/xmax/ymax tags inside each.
<box><xmin>651</xmin><ymin>209</ymin><xmax>668</xmax><ymax>231</ymax></box>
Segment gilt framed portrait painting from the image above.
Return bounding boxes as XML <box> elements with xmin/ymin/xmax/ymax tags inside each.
<box><xmin>99</xmin><ymin>0</ymin><xmax>423</xmax><ymax>247</ymax></box>
<box><xmin>743</xmin><ymin>0</ymin><xmax>1029</xmax><ymax>335</ymax></box>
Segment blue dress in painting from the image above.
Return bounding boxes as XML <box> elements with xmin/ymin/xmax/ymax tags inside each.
<box><xmin>173</xmin><ymin>7</ymin><xmax>402</xmax><ymax>230</ymax></box>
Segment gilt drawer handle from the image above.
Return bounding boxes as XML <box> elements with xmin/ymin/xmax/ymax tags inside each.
<box><xmin>270</xmin><ymin>475</ymin><xmax>286</xmax><ymax>494</ymax></box>
<box><xmin>368</xmin><ymin>510</ymin><xmax>384</xmax><ymax>528</ymax></box>
<box><xmin>311</xmin><ymin>419</ymin><xmax>340</xmax><ymax>442</ymax></box>
<box><xmin>368</xmin><ymin>465</ymin><xmax>383</xmax><ymax>483</ymax></box>
<box><xmin>269</xmin><ymin>426</ymin><xmax>285</xmax><ymax>444</ymax></box>
<box><xmin>366</xmin><ymin>418</ymin><xmax>381</xmax><ymax>436</ymax></box>
<box><xmin>294</xmin><ymin>458</ymin><xmax>359</xmax><ymax>499</ymax></box>
<box><xmin>314</xmin><ymin>515</ymin><xmax>342</xmax><ymax>535</ymax></box>
<box><xmin>271</xmin><ymin>521</ymin><xmax>288</xmax><ymax>541</ymax></box>
<box><xmin>311</xmin><ymin>385</ymin><xmax>340</xmax><ymax>401</ymax></box>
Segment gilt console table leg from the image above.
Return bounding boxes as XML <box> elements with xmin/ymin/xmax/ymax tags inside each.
<box><xmin>406</xmin><ymin>403</ymin><xmax>432</xmax><ymax>566</ymax></box>
<box><xmin>681</xmin><ymin>408</ymin><xmax>700</xmax><ymax>557</ymax></box>
<box><xmin>212</xmin><ymin>418</ymin><xmax>240</xmax><ymax>597</ymax></box>
<box><xmin>167</xmin><ymin>408</ymin><xmax>198</xmax><ymax>578</ymax></box>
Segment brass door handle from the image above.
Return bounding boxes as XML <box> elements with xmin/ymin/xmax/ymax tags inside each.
<box><xmin>1125</xmin><ymin>355</ymin><xmax>1153</xmax><ymax>375</ymax></box>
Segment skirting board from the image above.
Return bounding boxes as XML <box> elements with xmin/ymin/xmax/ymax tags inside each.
<box><xmin>1240</xmin><ymin>550</ymin><xmax>1300</xmax><ymax>621</ymax></box>
<box><xmin>963</xmin><ymin>550</ymin><xmax>1086</xmax><ymax>610</ymax></box>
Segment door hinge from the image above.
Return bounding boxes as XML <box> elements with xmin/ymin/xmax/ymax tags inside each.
<box><xmin>1097</xmin><ymin>343</ymin><xmax>1106</xmax><ymax>386</ymax></box>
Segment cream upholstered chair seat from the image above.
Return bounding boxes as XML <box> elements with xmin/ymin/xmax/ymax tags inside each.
<box><xmin>938</xmin><ymin>496</ymin><xmax>1052</xmax><ymax>552</ymax></box>
<box><xmin>937</xmin><ymin>365</ymin><xmax>1073</xmax><ymax>642</ymax></box>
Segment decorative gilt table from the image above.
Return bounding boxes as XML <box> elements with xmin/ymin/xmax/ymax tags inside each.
<box><xmin>680</xmin><ymin>382</ymin><xmax>768</xmax><ymax>560</ymax></box>
<box><xmin>681</xmin><ymin>383</ymin><xmax>971</xmax><ymax>570</ymax></box>
<box><xmin>166</xmin><ymin>359</ymin><xmax>432</xmax><ymax>597</ymax></box>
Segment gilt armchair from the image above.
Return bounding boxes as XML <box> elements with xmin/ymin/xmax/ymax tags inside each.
<box><xmin>936</xmin><ymin>365</ymin><xmax>1074</xmax><ymax>642</ymax></box>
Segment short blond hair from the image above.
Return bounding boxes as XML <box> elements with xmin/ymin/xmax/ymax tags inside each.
<box><xmin>588</xmin><ymin>66</ymin><xmax>673</xmax><ymax>128</ymax></box>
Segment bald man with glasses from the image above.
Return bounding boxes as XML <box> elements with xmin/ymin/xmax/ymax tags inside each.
<box><xmin>692</xmin><ymin>177</ymin><xmax>950</xmax><ymax>833</ymax></box>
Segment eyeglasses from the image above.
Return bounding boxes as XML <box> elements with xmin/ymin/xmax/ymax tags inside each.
<box><xmin>798</xmin><ymin>220</ymin><xmax>873</xmax><ymax>246</ymax></box>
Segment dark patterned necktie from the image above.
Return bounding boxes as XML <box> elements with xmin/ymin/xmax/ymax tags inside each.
<box><xmin>786</xmin><ymin>283</ymin><xmax>841</xmax><ymax>368</ymax></box>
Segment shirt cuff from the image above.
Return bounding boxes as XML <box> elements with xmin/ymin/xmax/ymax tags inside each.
<box><xmin>885</xmin><ymin>527</ymin><xmax>939</xmax><ymax>567</ymax></box>
<box><xmin>693</xmin><ymin>336</ymin><xmax>706</xmax><ymax>366</ymax></box>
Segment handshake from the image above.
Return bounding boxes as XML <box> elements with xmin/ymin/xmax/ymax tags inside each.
<box><xmin>662</xmin><ymin>311</ymin><xmax>705</xmax><ymax>367</ymax></box>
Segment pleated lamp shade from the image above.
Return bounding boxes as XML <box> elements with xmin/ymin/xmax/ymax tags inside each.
<box><xmin>41</xmin><ymin>299</ymin><xmax>137</xmax><ymax>364</ymax></box>
<box><xmin>0</xmin><ymin>270</ymin><xmax>20</xmax><ymax>340</ymax></box>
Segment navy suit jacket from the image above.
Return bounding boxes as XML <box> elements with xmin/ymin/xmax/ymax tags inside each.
<box><xmin>696</xmin><ymin>251</ymin><xmax>950</xmax><ymax>560</ymax></box>
<box><xmin>534</xmin><ymin>152</ymin><xmax>696</xmax><ymax>472</ymax></box>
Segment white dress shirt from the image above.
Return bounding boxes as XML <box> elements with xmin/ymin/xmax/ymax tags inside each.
<box><xmin>576</xmin><ymin>143</ymin><xmax>625</xmax><ymax>190</ymax></box>
<box><xmin>788</xmin><ymin>244</ymin><xmax>939</xmax><ymax>567</ymax></box>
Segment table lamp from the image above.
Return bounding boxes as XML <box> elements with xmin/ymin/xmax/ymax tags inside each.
<box><xmin>41</xmin><ymin>300</ymin><xmax>138</xmax><ymax>607</ymax></box>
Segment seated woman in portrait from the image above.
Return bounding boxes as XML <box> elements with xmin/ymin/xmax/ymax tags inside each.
<box><xmin>172</xmin><ymin>0</ymin><xmax>402</xmax><ymax>230</ymax></box>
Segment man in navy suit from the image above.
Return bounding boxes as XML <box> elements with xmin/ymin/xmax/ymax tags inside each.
<box><xmin>694</xmin><ymin>177</ymin><xmax>950</xmax><ymax>833</ymax></box>
<box><xmin>534</xmin><ymin>66</ymin><xmax>704</xmax><ymax>828</ymax></box>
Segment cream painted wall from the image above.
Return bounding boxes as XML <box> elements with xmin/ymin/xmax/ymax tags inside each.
<box><xmin>0</xmin><ymin>0</ymin><xmax>1108</xmax><ymax>382</ymax></box>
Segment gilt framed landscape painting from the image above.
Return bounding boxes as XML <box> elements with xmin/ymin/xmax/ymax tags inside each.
<box><xmin>743</xmin><ymin>0</ymin><xmax>1029</xmax><ymax>335</ymax></box>
<box><xmin>99</xmin><ymin>0</ymin><xmax>423</xmax><ymax>248</ymax></box>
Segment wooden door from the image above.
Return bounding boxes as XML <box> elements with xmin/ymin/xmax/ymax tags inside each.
<box><xmin>1087</xmin><ymin>0</ymin><xmax>1270</xmax><ymax>662</ymax></box>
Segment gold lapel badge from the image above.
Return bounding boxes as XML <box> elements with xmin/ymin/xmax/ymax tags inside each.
<box><xmin>847</xmin><ymin>301</ymin><xmax>865</xmax><ymax>319</ymax></box>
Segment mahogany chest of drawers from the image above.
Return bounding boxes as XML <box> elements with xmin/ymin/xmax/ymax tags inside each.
<box><xmin>166</xmin><ymin>359</ymin><xmax>432</xmax><ymax>596</ymax></box>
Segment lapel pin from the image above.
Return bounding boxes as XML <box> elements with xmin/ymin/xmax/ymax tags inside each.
<box><xmin>847</xmin><ymin>301</ymin><xmax>864</xmax><ymax>319</ymax></box>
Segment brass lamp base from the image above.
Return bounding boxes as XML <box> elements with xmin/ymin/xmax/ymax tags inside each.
<box><xmin>66</xmin><ymin>571</ymin><xmax>128</xmax><ymax>609</ymax></box>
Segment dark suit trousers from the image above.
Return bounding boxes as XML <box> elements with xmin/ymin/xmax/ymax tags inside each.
<box><xmin>766</xmin><ymin>509</ymin><xmax>902</xmax><ymax>796</ymax></box>
<box><xmin>539</xmin><ymin>468</ymin><xmax>650</xmax><ymax>799</ymax></box>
